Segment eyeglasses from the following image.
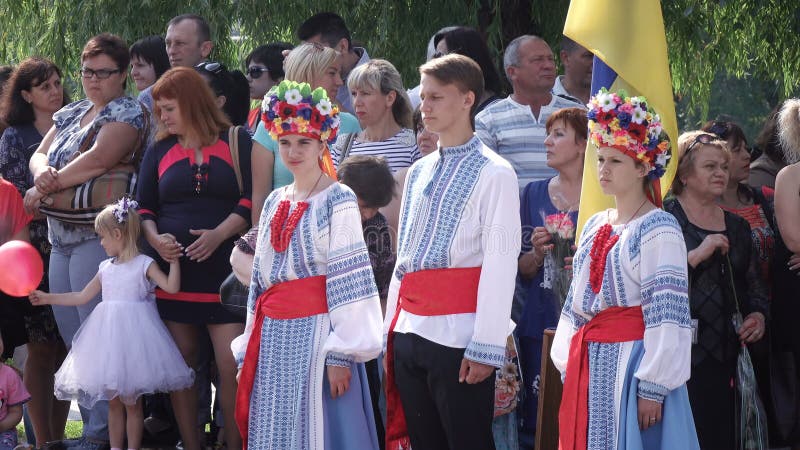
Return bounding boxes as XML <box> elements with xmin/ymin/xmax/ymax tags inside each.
<box><xmin>80</xmin><ymin>68</ymin><xmax>121</xmax><ymax>79</ymax></box>
<box><xmin>196</xmin><ymin>61</ymin><xmax>224</xmax><ymax>75</ymax></box>
<box><xmin>247</xmin><ymin>66</ymin><xmax>269</xmax><ymax>79</ymax></box>
<box><xmin>683</xmin><ymin>133</ymin><xmax>717</xmax><ymax>157</ymax></box>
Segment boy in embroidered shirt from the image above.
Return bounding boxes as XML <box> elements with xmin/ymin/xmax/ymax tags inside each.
<box><xmin>0</xmin><ymin>332</ymin><xmax>30</xmax><ymax>450</ymax></box>
<box><xmin>383</xmin><ymin>54</ymin><xmax>521</xmax><ymax>450</ymax></box>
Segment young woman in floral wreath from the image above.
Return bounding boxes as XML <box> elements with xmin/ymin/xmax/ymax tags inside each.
<box><xmin>550</xmin><ymin>89</ymin><xmax>700</xmax><ymax>449</ymax></box>
<box><xmin>231</xmin><ymin>80</ymin><xmax>383</xmax><ymax>450</ymax></box>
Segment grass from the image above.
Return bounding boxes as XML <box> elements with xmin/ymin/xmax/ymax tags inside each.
<box><xmin>16</xmin><ymin>420</ymin><xmax>83</xmax><ymax>445</ymax></box>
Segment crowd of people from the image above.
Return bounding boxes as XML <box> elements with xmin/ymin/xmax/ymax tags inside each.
<box><xmin>0</xmin><ymin>9</ymin><xmax>798</xmax><ymax>450</ymax></box>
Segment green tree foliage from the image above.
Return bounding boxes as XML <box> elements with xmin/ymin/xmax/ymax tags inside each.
<box><xmin>0</xmin><ymin>0</ymin><xmax>798</xmax><ymax>131</ymax></box>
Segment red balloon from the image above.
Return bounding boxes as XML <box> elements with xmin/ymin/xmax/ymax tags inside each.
<box><xmin>0</xmin><ymin>240</ymin><xmax>43</xmax><ymax>297</ymax></box>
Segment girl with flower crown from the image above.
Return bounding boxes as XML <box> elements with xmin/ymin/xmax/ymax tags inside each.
<box><xmin>231</xmin><ymin>80</ymin><xmax>383</xmax><ymax>450</ymax></box>
<box><xmin>29</xmin><ymin>199</ymin><xmax>194</xmax><ymax>450</ymax></box>
<box><xmin>550</xmin><ymin>89</ymin><xmax>700</xmax><ymax>450</ymax></box>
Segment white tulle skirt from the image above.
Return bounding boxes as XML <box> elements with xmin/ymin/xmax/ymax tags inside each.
<box><xmin>55</xmin><ymin>300</ymin><xmax>195</xmax><ymax>407</ymax></box>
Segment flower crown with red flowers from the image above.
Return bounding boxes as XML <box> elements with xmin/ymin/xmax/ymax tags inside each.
<box><xmin>261</xmin><ymin>80</ymin><xmax>340</xmax><ymax>145</ymax></box>
<box><xmin>587</xmin><ymin>88</ymin><xmax>671</xmax><ymax>180</ymax></box>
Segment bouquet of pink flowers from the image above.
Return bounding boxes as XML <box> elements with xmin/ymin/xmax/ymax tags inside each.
<box><xmin>542</xmin><ymin>211</ymin><xmax>576</xmax><ymax>307</ymax></box>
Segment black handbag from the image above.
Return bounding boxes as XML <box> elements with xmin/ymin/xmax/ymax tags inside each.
<box><xmin>219</xmin><ymin>272</ymin><xmax>248</xmax><ymax>319</ymax></box>
<box><xmin>219</xmin><ymin>126</ymin><xmax>248</xmax><ymax>319</ymax></box>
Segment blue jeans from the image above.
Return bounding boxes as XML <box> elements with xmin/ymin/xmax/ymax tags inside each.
<box><xmin>50</xmin><ymin>238</ymin><xmax>109</xmax><ymax>442</ymax></box>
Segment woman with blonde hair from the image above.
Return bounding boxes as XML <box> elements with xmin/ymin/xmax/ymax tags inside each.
<box><xmin>251</xmin><ymin>42</ymin><xmax>360</xmax><ymax>191</ymax></box>
<box><xmin>136</xmin><ymin>66</ymin><xmax>253</xmax><ymax>450</ymax></box>
<box><xmin>773</xmin><ymin>99</ymin><xmax>800</xmax><ymax>449</ymax></box>
<box><xmin>332</xmin><ymin>59</ymin><xmax>420</xmax><ymax>172</ymax></box>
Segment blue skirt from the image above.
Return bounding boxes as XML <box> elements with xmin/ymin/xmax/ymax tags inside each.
<box><xmin>322</xmin><ymin>362</ymin><xmax>380</xmax><ymax>450</ymax></box>
<box><xmin>617</xmin><ymin>341</ymin><xmax>700</xmax><ymax>449</ymax></box>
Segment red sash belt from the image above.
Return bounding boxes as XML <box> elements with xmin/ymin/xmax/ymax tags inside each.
<box><xmin>234</xmin><ymin>275</ymin><xmax>327</xmax><ymax>448</ymax></box>
<box><xmin>385</xmin><ymin>267</ymin><xmax>482</xmax><ymax>450</ymax></box>
<box><xmin>559</xmin><ymin>306</ymin><xmax>644</xmax><ymax>450</ymax></box>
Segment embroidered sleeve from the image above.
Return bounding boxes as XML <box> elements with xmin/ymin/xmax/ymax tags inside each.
<box><xmin>322</xmin><ymin>185</ymin><xmax>383</xmax><ymax>363</ymax></box>
<box><xmin>634</xmin><ymin>212</ymin><xmax>692</xmax><ymax>397</ymax></box>
<box><xmin>467</xmin><ymin>164</ymin><xmax>521</xmax><ymax>367</ymax></box>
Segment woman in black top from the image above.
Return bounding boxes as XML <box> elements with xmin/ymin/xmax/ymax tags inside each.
<box><xmin>665</xmin><ymin>130</ymin><xmax>768</xmax><ymax>449</ymax></box>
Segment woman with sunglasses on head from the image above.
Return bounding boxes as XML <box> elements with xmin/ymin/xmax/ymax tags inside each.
<box><xmin>0</xmin><ymin>56</ymin><xmax>71</xmax><ymax>448</ymax></box>
<box><xmin>23</xmin><ymin>33</ymin><xmax>149</xmax><ymax>450</ymax></box>
<box><xmin>663</xmin><ymin>131</ymin><xmax>768</xmax><ymax>449</ymax></box>
<box><xmin>232</xmin><ymin>80</ymin><xmax>382</xmax><ymax>450</ymax></box>
<box><xmin>551</xmin><ymin>90</ymin><xmax>699</xmax><ymax>450</ymax></box>
<box><xmin>196</xmin><ymin>61</ymin><xmax>250</xmax><ymax>127</ymax></box>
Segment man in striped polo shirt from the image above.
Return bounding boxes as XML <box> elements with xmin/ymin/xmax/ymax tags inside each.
<box><xmin>475</xmin><ymin>35</ymin><xmax>585</xmax><ymax>190</ymax></box>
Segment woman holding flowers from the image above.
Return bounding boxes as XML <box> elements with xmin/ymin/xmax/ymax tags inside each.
<box><xmin>551</xmin><ymin>89</ymin><xmax>699</xmax><ymax>450</ymax></box>
<box><xmin>231</xmin><ymin>80</ymin><xmax>383</xmax><ymax>450</ymax></box>
<box><xmin>516</xmin><ymin>106</ymin><xmax>586</xmax><ymax>447</ymax></box>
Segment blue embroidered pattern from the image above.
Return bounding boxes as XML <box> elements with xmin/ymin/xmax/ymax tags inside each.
<box><xmin>465</xmin><ymin>340</ymin><xmax>507</xmax><ymax>367</ymax></box>
<box><xmin>395</xmin><ymin>138</ymin><xmax>489</xmax><ymax>277</ymax></box>
<box><xmin>248</xmin><ymin>315</ymin><xmax>316</xmax><ymax>449</ymax></box>
<box><xmin>587</xmin><ymin>342</ymin><xmax>620</xmax><ymax>449</ymax></box>
<box><xmin>637</xmin><ymin>379</ymin><xmax>669</xmax><ymax>403</ymax></box>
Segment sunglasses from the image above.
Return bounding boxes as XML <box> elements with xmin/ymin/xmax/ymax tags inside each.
<box><xmin>196</xmin><ymin>61</ymin><xmax>225</xmax><ymax>75</ymax></box>
<box><xmin>247</xmin><ymin>66</ymin><xmax>269</xmax><ymax>79</ymax></box>
<box><xmin>684</xmin><ymin>133</ymin><xmax>718</xmax><ymax>157</ymax></box>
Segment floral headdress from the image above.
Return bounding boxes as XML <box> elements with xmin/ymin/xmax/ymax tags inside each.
<box><xmin>111</xmin><ymin>197</ymin><xmax>138</xmax><ymax>224</ymax></box>
<box><xmin>261</xmin><ymin>80</ymin><xmax>340</xmax><ymax>146</ymax></box>
<box><xmin>587</xmin><ymin>88</ymin><xmax>671</xmax><ymax>180</ymax></box>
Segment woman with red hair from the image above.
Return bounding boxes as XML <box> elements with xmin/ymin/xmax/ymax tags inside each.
<box><xmin>136</xmin><ymin>66</ymin><xmax>252</xmax><ymax>450</ymax></box>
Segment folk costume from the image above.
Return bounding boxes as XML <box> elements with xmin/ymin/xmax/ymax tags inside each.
<box><xmin>551</xmin><ymin>90</ymin><xmax>700</xmax><ymax>450</ymax></box>
<box><xmin>383</xmin><ymin>135</ymin><xmax>522</xmax><ymax>450</ymax></box>
<box><xmin>231</xmin><ymin>81</ymin><xmax>383</xmax><ymax>450</ymax></box>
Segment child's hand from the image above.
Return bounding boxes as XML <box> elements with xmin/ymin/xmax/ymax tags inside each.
<box><xmin>28</xmin><ymin>290</ymin><xmax>48</xmax><ymax>305</ymax></box>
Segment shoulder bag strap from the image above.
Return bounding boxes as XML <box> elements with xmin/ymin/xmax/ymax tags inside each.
<box><xmin>228</xmin><ymin>126</ymin><xmax>243</xmax><ymax>195</ymax></box>
<box><xmin>339</xmin><ymin>132</ymin><xmax>357</xmax><ymax>163</ymax></box>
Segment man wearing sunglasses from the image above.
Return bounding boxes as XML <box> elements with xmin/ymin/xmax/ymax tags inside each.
<box><xmin>297</xmin><ymin>12</ymin><xmax>369</xmax><ymax>115</ymax></box>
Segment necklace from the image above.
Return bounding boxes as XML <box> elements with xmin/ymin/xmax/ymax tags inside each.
<box><xmin>588</xmin><ymin>199</ymin><xmax>648</xmax><ymax>293</ymax></box>
<box><xmin>269</xmin><ymin>172</ymin><xmax>324</xmax><ymax>252</ymax></box>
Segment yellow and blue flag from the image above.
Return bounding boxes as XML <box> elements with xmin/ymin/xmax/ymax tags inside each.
<box><xmin>564</xmin><ymin>0</ymin><xmax>678</xmax><ymax>238</ymax></box>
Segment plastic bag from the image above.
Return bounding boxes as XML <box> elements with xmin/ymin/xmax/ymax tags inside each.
<box><xmin>733</xmin><ymin>313</ymin><xmax>769</xmax><ymax>450</ymax></box>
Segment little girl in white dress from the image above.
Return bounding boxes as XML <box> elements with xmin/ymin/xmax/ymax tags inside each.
<box><xmin>30</xmin><ymin>198</ymin><xmax>194</xmax><ymax>450</ymax></box>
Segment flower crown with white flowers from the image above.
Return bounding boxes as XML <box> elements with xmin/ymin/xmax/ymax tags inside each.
<box><xmin>587</xmin><ymin>88</ymin><xmax>671</xmax><ymax>180</ymax></box>
<box><xmin>261</xmin><ymin>80</ymin><xmax>340</xmax><ymax>145</ymax></box>
<box><xmin>111</xmin><ymin>197</ymin><xmax>138</xmax><ymax>224</ymax></box>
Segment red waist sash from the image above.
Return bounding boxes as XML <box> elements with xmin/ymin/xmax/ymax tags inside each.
<box><xmin>234</xmin><ymin>275</ymin><xmax>327</xmax><ymax>448</ymax></box>
<box><xmin>559</xmin><ymin>306</ymin><xmax>644</xmax><ymax>450</ymax></box>
<box><xmin>385</xmin><ymin>267</ymin><xmax>481</xmax><ymax>450</ymax></box>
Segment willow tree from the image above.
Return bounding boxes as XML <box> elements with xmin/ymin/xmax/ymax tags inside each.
<box><xmin>0</xmin><ymin>0</ymin><xmax>798</xmax><ymax>122</ymax></box>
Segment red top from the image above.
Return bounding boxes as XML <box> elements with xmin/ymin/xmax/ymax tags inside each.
<box><xmin>0</xmin><ymin>178</ymin><xmax>31</xmax><ymax>244</ymax></box>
